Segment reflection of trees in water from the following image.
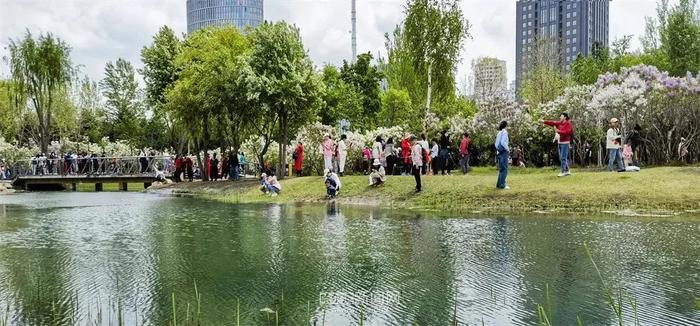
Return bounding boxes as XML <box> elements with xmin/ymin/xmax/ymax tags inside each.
<box><xmin>0</xmin><ymin>204</ymin><xmax>74</xmax><ymax>324</ymax></box>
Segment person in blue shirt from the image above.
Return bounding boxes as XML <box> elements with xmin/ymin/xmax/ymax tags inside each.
<box><xmin>494</xmin><ymin>121</ymin><xmax>510</xmax><ymax>189</ymax></box>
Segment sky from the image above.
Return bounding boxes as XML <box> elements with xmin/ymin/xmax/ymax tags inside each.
<box><xmin>0</xmin><ymin>0</ymin><xmax>672</xmax><ymax>92</ymax></box>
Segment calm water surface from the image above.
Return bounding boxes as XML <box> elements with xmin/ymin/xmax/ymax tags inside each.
<box><xmin>0</xmin><ymin>192</ymin><xmax>698</xmax><ymax>325</ymax></box>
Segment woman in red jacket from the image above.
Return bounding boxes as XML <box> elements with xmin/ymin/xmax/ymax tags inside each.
<box><xmin>293</xmin><ymin>141</ymin><xmax>304</xmax><ymax>177</ymax></box>
<box><xmin>400</xmin><ymin>135</ymin><xmax>412</xmax><ymax>175</ymax></box>
<box><xmin>543</xmin><ymin>112</ymin><xmax>574</xmax><ymax>177</ymax></box>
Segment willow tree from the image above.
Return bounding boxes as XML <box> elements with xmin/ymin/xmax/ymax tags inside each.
<box><xmin>8</xmin><ymin>31</ymin><xmax>73</xmax><ymax>153</ymax></box>
<box><xmin>403</xmin><ymin>0</ymin><xmax>470</xmax><ymax>130</ymax></box>
<box><xmin>246</xmin><ymin>22</ymin><xmax>322</xmax><ymax>178</ymax></box>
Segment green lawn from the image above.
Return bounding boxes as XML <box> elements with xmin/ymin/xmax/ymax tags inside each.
<box><xmin>207</xmin><ymin>166</ymin><xmax>700</xmax><ymax>215</ymax></box>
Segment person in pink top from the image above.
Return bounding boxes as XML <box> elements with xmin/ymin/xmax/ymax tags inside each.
<box><xmin>322</xmin><ymin>134</ymin><xmax>335</xmax><ymax>171</ymax></box>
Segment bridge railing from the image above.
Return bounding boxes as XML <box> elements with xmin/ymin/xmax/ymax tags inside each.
<box><xmin>10</xmin><ymin>156</ymin><xmax>176</xmax><ymax>178</ymax></box>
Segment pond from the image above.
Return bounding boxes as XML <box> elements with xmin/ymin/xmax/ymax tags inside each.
<box><xmin>0</xmin><ymin>193</ymin><xmax>698</xmax><ymax>325</ymax></box>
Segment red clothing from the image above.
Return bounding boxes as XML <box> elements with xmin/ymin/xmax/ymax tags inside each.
<box><xmin>185</xmin><ymin>157</ymin><xmax>193</xmax><ymax>168</ymax></box>
<box><xmin>544</xmin><ymin>120</ymin><xmax>574</xmax><ymax>143</ymax></box>
<box><xmin>294</xmin><ymin>144</ymin><xmax>304</xmax><ymax>172</ymax></box>
<box><xmin>400</xmin><ymin>138</ymin><xmax>412</xmax><ymax>163</ymax></box>
<box><xmin>175</xmin><ymin>157</ymin><xmax>183</xmax><ymax>169</ymax></box>
<box><xmin>459</xmin><ymin>137</ymin><xmax>471</xmax><ymax>155</ymax></box>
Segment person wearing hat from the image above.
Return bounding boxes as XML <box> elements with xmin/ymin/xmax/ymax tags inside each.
<box><xmin>369</xmin><ymin>159</ymin><xmax>386</xmax><ymax>186</ymax></box>
<box><xmin>606</xmin><ymin>118</ymin><xmax>625</xmax><ymax>172</ymax></box>
<box><xmin>324</xmin><ymin>168</ymin><xmax>341</xmax><ymax>199</ymax></box>
<box><xmin>543</xmin><ymin>112</ymin><xmax>574</xmax><ymax>177</ymax></box>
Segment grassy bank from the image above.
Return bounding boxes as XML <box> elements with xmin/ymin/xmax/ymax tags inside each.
<box><xmin>158</xmin><ymin>167</ymin><xmax>700</xmax><ymax>216</ymax></box>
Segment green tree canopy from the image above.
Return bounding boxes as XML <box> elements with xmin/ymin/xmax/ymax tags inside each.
<box><xmin>100</xmin><ymin>58</ymin><xmax>145</xmax><ymax>147</ymax></box>
<box><xmin>246</xmin><ymin>21</ymin><xmax>322</xmax><ymax>178</ymax></box>
<box><xmin>7</xmin><ymin>31</ymin><xmax>73</xmax><ymax>153</ymax></box>
<box><xmin>402</xmin><ymin>0</ymin><xmax>470</xmax><ymax>128</ymax></box>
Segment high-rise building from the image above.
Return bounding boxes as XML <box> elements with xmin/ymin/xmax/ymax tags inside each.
<box><xmin>515</xmin><ymin>0</ymin><xmax>609</xmax><ymax>91</ymax></box>
<box><xmin>186</xmin><ymin>0</ymin><xmax>264</xmax><ymax>34</ymax></box>
<box><xmin>471</xmin><ymin>57</ymin><xmax>508</xmax><ymax>102</ymax></box>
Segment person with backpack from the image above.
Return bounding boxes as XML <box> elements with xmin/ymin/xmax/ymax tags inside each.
<box><xmin>495</xmin><ymin>121</ymin><xmax>510</xmax><ymax>189</ymax></box>
<box><xmin>410</xmin><ymin>135</ymin><xmax>423</xmax><ymax>193</ymax></box>
<box><xmin>459</xmin><ymin>133</ymin><xmax>472</xmax><ymax>174</ymax></box>
<box><xmin>543</xmin><ymin>112</ymin><xmax>574</xmax><ymax>177</ymax></box>
<box><xmin>293</xmin><ymin>141</ymin><xmax>304</xmax><ymax>177</ymax></box>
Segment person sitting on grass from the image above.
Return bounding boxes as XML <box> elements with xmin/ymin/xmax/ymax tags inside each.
<box><xmin>259</xmin><ymin>172</ymin><xmax>281</xmax><ymax>196</ymax></box>
<box><xmin>324</xmin><ymin>169</ymin><xmax>341</xmax><ymax>199</ymax></box>
<box><xmin>369</xmin><ymin>159</ymin><xmax>386</xmax><ymax>187</ymax></box>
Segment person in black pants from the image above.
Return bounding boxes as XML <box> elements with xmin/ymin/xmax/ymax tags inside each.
<box><xmin>410</xmin><ymin>135</ymin><xmax>423</xmax><ymax>193</ymax></box>
<box><xmin>439</xmin><ymin>130</ymin><xmax>451</xmax><ymax>175</ymax></box>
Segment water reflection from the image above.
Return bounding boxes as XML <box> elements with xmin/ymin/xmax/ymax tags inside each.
<box><xmin>0</xmin><ymin>193</ymin><xmax>698</xmax><ymax>325</ymax></box>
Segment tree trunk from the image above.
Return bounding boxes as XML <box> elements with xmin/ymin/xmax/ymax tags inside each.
<box><xmin>423</xmin><ymin>61</ymin><xmax>433</xmax><ymax>133</ymax></box>
<box><xmin>278</xmin><ymin>114</ymin><xmax>289</xmax><ymax>179</ymax></box>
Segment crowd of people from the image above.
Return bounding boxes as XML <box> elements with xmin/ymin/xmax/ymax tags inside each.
<box><xmin>3</xmin><ymin>114</ymin><xmax>694</xmax><ymax>195</ymax></box>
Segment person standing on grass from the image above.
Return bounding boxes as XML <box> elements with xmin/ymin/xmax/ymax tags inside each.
<box><xmin>337</xmin><ymin>135</ymin><xmax>347</xmax><ymax>176</ymax></box>
<box><xmin>410</xmin><ymin>135</ymin><xmax>423</xmax><ymax>193</ymax></box>
<box><xmin>439</xmin><ymin>131</ymin><xmax>451</xmax><ymax>175</ymax></box>
<box><xmin>229</xmin><ymin>151</ymin><xmax>240</xmax><ymax>180</ymax></box>
<box><xmin>543</xmin><ymin>113</ymin><xmax>574</xmax><ymax>177</ymax></box>
<box><xmin>293</xmin><ymin>141</ymin><xmax>304</xmax><ymax>177</ymax></box>
<box><xmin>322</xmin><ymin>134</ymin><xmax>334</xmax><ymax>171</ymax></box>
<box><xmin>185</xmin><ymin>155</ymin><xmax>194</xmax><ymax>182</ymax></box>
<box><xmin>419</xmin><ymin>134</ymin><xmax>430</xmax><ymax>175</ymax></box>
<box><xmin>400</xmin><ymin>134</ymin><xmax>412</xmax><ymax>175</ymax></box>
<box><xmin>607</xmin><ymin>118</ymin><xmax>624</xmax><ymax>172</ymax></box>
<box><xmin>495</xmin><ymin>121</ymin><xmax>510</xmax><ymax>189</ymax></box>
<box><xmin>459</xmin><ymin>133</ymin><xmax>472</xmax><ymax>174</ymax></box>
<box><xmin>430</xmin><ymin>138</ymin><xmax>439</xmax><ymax>175</ymax></box>
<box><xmin>384</xmin><ymin>138</ymin><xmax>395</xmax><ymax>173</ymax></box>
<box><xmin>629</xmin><ymin>124</ymin><xmax>642</xmax><ymax>166</ymax></box>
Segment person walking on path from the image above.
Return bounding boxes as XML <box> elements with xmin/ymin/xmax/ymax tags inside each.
<box><xmin>322</xmin><ymin>134</ymin><xmax>334</xmax><ymax>172</ymax></box>
<box><xmin>410</xmin><ymin>135</ymin><xmax>423</xmax><ymax>193</ymax></box>
<box><xmin>459</xmin><ymin>133</ymin><xmax>472</xmax><ymax>174</ymax></box>
<box><xmin>495</xmin><ymin>121</ymin><xmax>510</xmax><ymax>189</ymax></box>
<box><xmin>337</xmin><ymin>135</ymin><xmax>347</xmax><ymax>176</ymax></box>
<box><xmin>606</xmin><ymin>118</ymin><xmax>624</xmax><ymax>172</ymax></box>
<box><xmin>543</xmin><ymin>113</ymin><xmax>574</xmax><ymax>177</ymax></box>
<box><xmin>293</xmin><ymin>141</ymin><xmax>304</xmax><ymax>177</ymax></box>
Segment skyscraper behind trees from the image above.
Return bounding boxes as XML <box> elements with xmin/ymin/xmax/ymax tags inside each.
<box><xmin>186</xmin><ymin>0</ymin><xmax>264</xmax><ymax>34</ymax></box>
<box><xmin>515</xmin><ymin>0</ymin><xmax>610</xmax><ymax>91</ymax></box>
<box><xmin>471</xmin><ymin>57</ymin><xmax>507</xmax><ymax>102</ymax></box>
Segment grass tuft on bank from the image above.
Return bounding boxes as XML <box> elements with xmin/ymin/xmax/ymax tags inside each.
<box><xmin>163</xmin><ymin>167</ymin><xmax>700</xmax><ymax>215</ymax></box>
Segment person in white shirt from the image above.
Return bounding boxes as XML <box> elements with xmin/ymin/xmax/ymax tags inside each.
<box><xmin>410</xmin><ymin>135</ymin><xmax>423</xmax><ymax>192</ymax></box>
<box><xmin>337</xmin><ymin>134</ymin><xmax>348</xmax><ymax>176</ymax></box>
<box><xmin>369</xmin><ymin>159</ymin><xmax>386</xmax><ymax>186</ymax></box>
<box><xmin>430</xmin><ymin>139</ymin><xmax>439</xmax><ymax>175</ymax></box>
<box><xmin>606</xmin><ymin>118</ymin><xmax>624</xmax><ymax>172</ymax></box>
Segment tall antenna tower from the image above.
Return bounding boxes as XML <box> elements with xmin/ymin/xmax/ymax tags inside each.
<box><xmin>351</xmin><ymin>0</ymin><xmax>357</xmax><ymax>62</ymax></box>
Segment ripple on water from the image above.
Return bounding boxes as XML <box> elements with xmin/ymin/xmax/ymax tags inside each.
<box><xmin>0</xmin><ymin>193</ymin><xmax>698</xmax><ymax>325</ymax></box>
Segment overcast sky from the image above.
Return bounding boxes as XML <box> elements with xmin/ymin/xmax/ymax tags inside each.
<box><xmin>0</xmin><ymin>0</ymin><xmax>672</xmax><ymax>91</ymax></box>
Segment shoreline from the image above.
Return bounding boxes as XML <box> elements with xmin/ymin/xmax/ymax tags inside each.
<box><xmin>148</xmin><ymin>166</ymin><xmax>700</xmax><ymax>218</ymax></box>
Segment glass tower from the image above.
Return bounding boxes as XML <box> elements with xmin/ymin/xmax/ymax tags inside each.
<box><xmin>186</xmin><ymin>0</ymin><xmax>264</xmax><ymax>34</ymax></box>
<box><xmin>515</xmin><ymin>0</ymin><xmax>610</xmax><ymax>91</ymax></box>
